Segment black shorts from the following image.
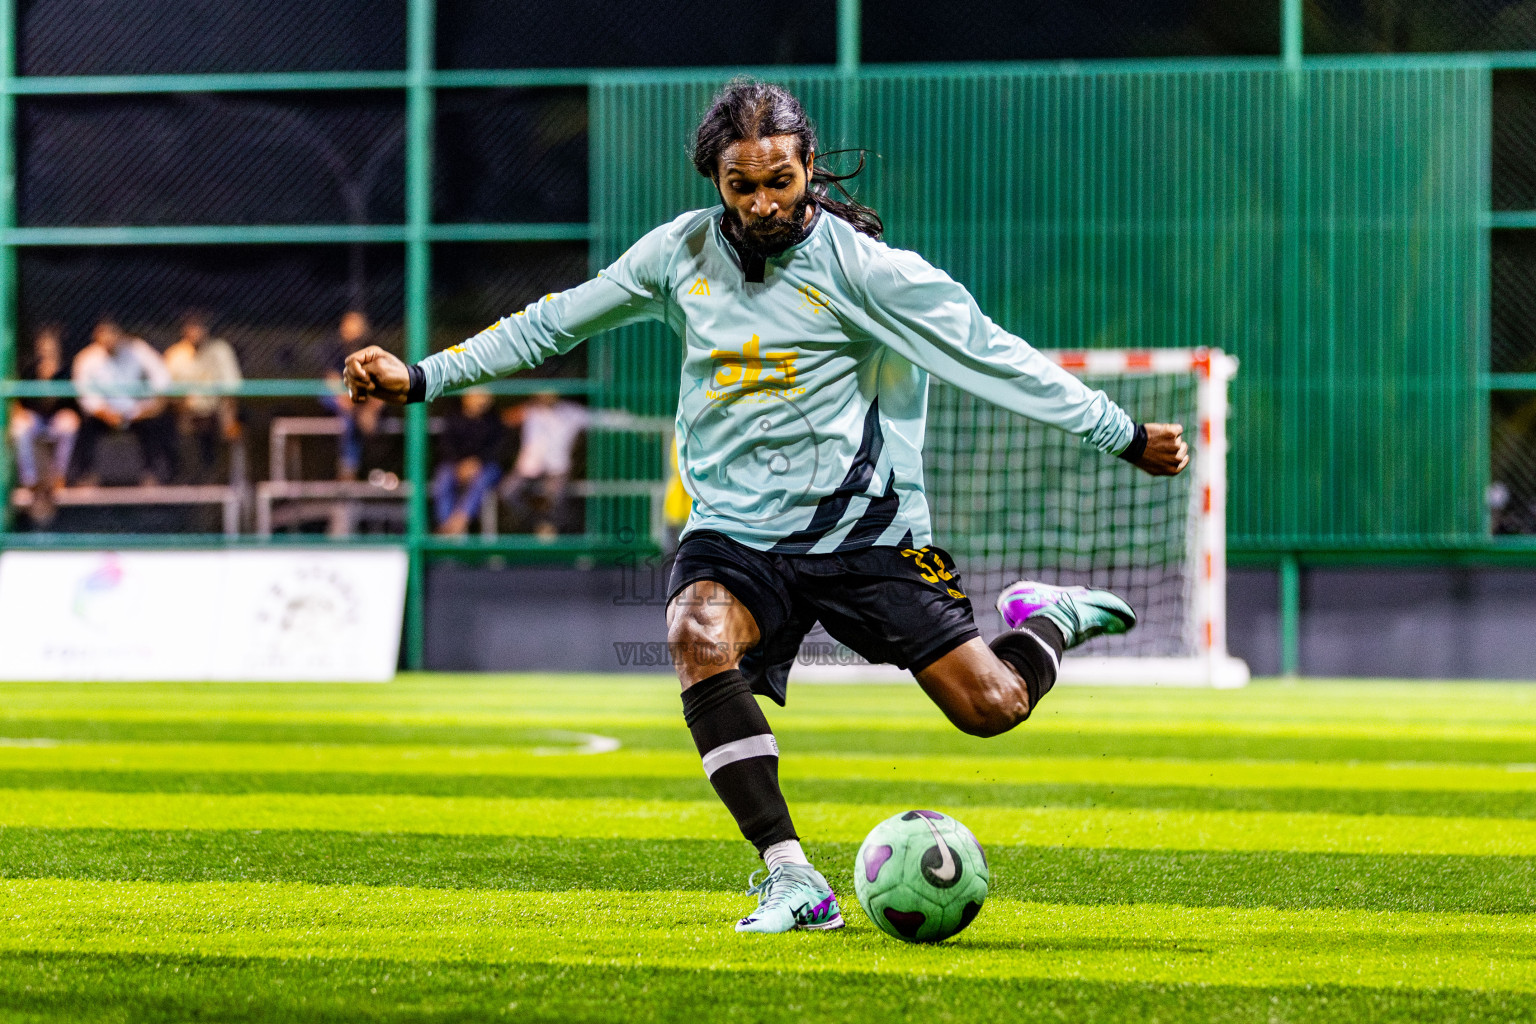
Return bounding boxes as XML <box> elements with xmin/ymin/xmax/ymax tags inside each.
<box><xmin>666</xmin><ymin>530</ymin><xmax>981</xmax><ymax>704</ymax></box>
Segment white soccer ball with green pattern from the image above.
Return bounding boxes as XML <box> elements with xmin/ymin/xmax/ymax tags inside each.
<box><xmin>853</xmin><ymin>809</ymin><xmax>989</xmax><ymax>942</ymax></box>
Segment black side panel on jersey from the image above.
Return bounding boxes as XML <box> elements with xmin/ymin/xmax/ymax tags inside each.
<box><xmin>835</xmin><ymin>471</ymin><xmax>901</xmax><ymax>551</ymax></box>
<box><xmin>768</xmin><ymin>399</ymin><xmax>884</xmax><ymax>555</ymax></box>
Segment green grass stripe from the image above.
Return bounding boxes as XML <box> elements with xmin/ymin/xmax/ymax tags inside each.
<box><xmin>3</xmin><ymin>878</ymin><xmax>1534</xmax><ymax>993</ymax></box>
<box><xmin>4</xmin><ymin>829</ymin><xmax>1533</xmax><ymax>914</ymax></box>
<box><xmin>6</xmin><ymin>953</ymin><xmax>1534</xmax><ymax>1024</ymax></box>
<box><xmin>8</xmin><ymin>769</ymin><xmax>1536</xmax><ymax>820</ymax></box>
<box><xmin>6</xmin><ymin>705</ymin><xmax>1534</xmax><ymax>744</ymax></box>
<box><xmin>3</xmin><ymin>677</ymin><xmax>1534</xmax><ymax>737</ymax></box>
<box><xmin>6</xmin><ymin>719</ymin><xmax>1534</xmax><ymax>765</ymax></box>
<box><xmin>4</xmin><ymin>742</ymin><xmax>1533</xmax><ymax>791</ymax></box>
<box><xmin>4</xmin><ymin>676</ymin><xmax>1533</xmax><ymax>727</ymax></box>
<box><xmin>4</xmin><ymin>789</ymin><xmax>1535</xmax><ymax>856</ymax></box>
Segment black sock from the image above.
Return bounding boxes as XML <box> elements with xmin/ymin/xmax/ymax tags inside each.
<box><xmin>681</xmin><ymin>668</ymin><xmax>797</xmax><ymax>853</ymax></box>
<box><xmin>989</xmin><ymin>620</ymin><xmax>1066</xmax><ymax>717</ymax></box>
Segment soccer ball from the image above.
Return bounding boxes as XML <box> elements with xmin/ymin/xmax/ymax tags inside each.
<box><xmin>853</xmin><ymin>809</ymin><xmax>989</xmax><ymax>942</ymax></box>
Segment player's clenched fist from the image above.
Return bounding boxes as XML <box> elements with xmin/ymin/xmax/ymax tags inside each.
<box><xmin>1132</xmin><ymin>422</ymin><xmax>1189</xmax><ymax>477</ymax></box>
<box><xmin>342</xmin><ymin>346</ymin><xmax>411</xmax><ymax>405</ymax></box>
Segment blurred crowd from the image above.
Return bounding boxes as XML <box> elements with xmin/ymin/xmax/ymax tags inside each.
<box><xmin>6</xmin><ymin>310</ymin><xmax>590</xmax><ymax>535</ymax></box>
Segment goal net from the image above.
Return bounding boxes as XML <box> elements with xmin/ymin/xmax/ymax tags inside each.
<box><xmin>799</xmin><ymin>347</ymin><xmax>1247</xmax><ymax>688</ymax></box>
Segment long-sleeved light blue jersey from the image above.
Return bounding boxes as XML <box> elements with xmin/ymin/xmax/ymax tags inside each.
<box><xmin>419</xmin><ymin>206</ymin><xmax>1135</xmax><ymax>553</ymax></box>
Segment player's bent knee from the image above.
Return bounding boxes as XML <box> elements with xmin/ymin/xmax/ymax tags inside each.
<box><xmin>951</xmin><ymin>674</ymin><xmax>1029</xmax><ymax>738</ymax></box>
<box><xmin>957</xmin><ymin>709</ymin><xmax>1020</xmax><ymax>739</ymax></box>
<box><xmin>666</xmin><ymin>611</ymin><xmax>742</xmax><ymax>680</ymax></box>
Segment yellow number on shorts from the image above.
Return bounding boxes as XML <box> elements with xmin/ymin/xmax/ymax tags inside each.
<box><xmin>900</xmin><ymin>547</ymin><xmax>963</xmax><ymax>596</ymax></box>
<box><xmin>900</xmin><ymin>547</ymin><xmax>941</xmax><ymax>584</ymax></box>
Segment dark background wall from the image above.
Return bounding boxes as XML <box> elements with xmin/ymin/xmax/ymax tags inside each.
<box><xmin>1228</xmin><ymin>568</ymin><xmax>1536</xmax><ymax>678</ymax></box>
<box><xmin>23</xmin><ymin>0</ymin><xmax>1536</xmax><ymax>74</ymax></box>
<box><xmin>427</xmin><ymin>564</ymin><xmax>1536</xmax><ymax>679</ymax></box>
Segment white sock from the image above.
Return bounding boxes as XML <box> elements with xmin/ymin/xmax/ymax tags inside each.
<box><xmin>762</xmin><ymin>839</ymin><xmax>811</xmax><ymax>872</ymax></box>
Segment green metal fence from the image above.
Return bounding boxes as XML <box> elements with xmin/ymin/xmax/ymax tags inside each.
<box><xmin>592</xmin><ymin>63</ymin><xmax>1492</xmax><ymax>548</ymax></box>
<box><xmin>2</xmin><ymin>0</ymin><xmax>1535</xmax><ymax>670</ymax></box>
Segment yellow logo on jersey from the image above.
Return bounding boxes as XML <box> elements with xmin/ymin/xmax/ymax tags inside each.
<box><xmin>446</xmin><ymin>343</ymin><xmax>468</xmax><ymax>354</ymax></box>
<box><xmin>511</xmin><ymin>296</ymin><xmax>556</xmax><ymax>318</ymax></box>
<box><xmin>687</xmin><ymin>276</ymin><xmax>711</xmax><ymax>297</ymax></box>
<box><xmin>797</xmin><ymin>284</ymin><xmax>831</xmax><ymax>314</ymax></box>
<box><xmin>708</xmin><ymin>334</ymin><xmax>799</xmax><ymax>397</ymax></box>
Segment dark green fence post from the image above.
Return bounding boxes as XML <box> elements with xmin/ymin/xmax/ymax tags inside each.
<box><xmin>1278</xmin><ymin>0</ymin><xmax>1304</xmax><ymax>568</ymax></box>
<box><xmin>1282</xmin><ymin>0</ymin><xmax>1302</xmax><ymax>71</ymax></box>
<box><xmin>403</xmin><ymin>0</ymin><xmax>435</xmax><ymax>670</ymax></box>
<box><xmin>838</xmin><ymin>0</ymin><xmax>860</xmax><ymax>77</ymax></box>
<box><xmin>837</xmin><ymin>0</ymin><xmax>861</xmax><ymax>169</ymax></box>
<box><xmin>0</xmin><ymin>0</ymin><xmax>15</xmax><ymax>537</ymax></box>
<box><xmin>1280</xmin><ymin>553</ymin><xmax>1301</xmax><ymax>677</ymax></box>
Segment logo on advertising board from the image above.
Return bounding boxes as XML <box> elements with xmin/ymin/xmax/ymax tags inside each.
<box><xmin>70</xmin><ymin>554</ymin><xmax>125</xmax><ymax>627</ymax></box>
<box><xmin>250</xmin><ymin>562</ymin><xmax>363</xmax><ymax>670</ymax></box>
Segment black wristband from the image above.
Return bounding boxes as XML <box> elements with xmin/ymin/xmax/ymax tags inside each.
<box><xmin>405</xmin><ymin>364</ymin><xmax>426</xmax><ymax>404</ymax></box>
<box><xmin>1117</xmin><ymin>423</ymin><xmax>1149</xmax><ymax>464</ymax></box>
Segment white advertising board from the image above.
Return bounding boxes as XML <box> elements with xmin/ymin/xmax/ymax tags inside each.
<box><xmin>0</xmin><ymin>548</ymin><xmax>407</xmax><ymax>681</ymax></box>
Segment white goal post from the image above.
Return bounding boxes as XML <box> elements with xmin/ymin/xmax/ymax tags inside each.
<box><xmin>796</xmin><ymin>346</ymin><xmax>1249</xmax><ymax>689</ymax></box>
<box><xmin>1043</xmin><ymin>347</ymin><xmax>1247</xmax><ymax>688</ymax></box>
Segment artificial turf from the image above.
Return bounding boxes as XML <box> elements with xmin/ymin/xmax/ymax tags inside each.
<box><xmin>0</xmin><ymin>675</ymin><xmax>1533</xmax><ymax>1022</ymax></box>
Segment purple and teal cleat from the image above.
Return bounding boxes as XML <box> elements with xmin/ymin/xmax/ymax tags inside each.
<box><xmin>995</xmin><ymin>580</ymin><xmax>1136</xmax><ymax>649</ymax></box>
<box><xmin>735</xmin><ymin>863</ymin><xmax>845</xmax><ymax>933</ymax></box>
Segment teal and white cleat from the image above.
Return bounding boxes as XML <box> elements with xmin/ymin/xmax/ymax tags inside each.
<box><xmin>735</xmin><ymin>863</ymin><xmax>845</xmax><ymax>933</ymax></box>
<box><xmin>996</xmin><ymin>580</ymin><xmax>1136</xmax><ymax>649</ymax></box>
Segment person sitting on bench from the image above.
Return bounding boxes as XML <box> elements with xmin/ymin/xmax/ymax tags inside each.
<box><xmin>71</xmin><ymin>317</ymin><xmax>176</xmax><ymax>486</ymax></box>
<box><xmin>165</xmin><ymin>310</ymin><xmax>243</xmax><ymax>483</ymax></box>
<box><xmin>433</xmin><ymin>388</ymin><xmax>506</xmax><ymax>536</ymax></box>
<box><xmin>7</xmin><ymin>324</ymin><xmax>79</xmax><ymax>522</ymax></box>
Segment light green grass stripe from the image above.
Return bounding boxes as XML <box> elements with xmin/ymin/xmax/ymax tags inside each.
<box><xmin>4</xmin><ymin>679</ymin><xmax>1536</xmax><ymax>740</ymax></box>
<box><xmin>7</xmin><ymin>707</ymin><xmax>1536</xmax><ymax>744</ymax></box>
<box><xmin>3</xmin><ymin>677</ymin><xmax>1533</xmax><ymax>724</ymax></box>
<box><xmin>4</xmin><ymin>789</ymin><xmax>1535</xmax><ymax>856</ymax></box>
<box><xmin>8</xmin><ymin>708</ymin><xmax>1535</xmax><ymax>745</ymax></box>
<box><xmin>1</xmin><ymin>878</ymin><xmax>1532</xmax><ymax>993</ymax></box>
<box><xmin>3</xmin><ymin>742</ymin><xmax>1534</xmax><ymax>792</ymax></box>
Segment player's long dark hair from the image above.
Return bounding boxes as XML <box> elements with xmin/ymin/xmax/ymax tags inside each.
<box><xmin>691</xmin><ymin>79</ymin><xmax>883</xmax><ymax>240</ymax></box>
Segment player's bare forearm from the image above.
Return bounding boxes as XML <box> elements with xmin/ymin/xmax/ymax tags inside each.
<box><xmin>1132</xmin><ymin>422</ymin><xmax>1189</xmax><ymax>476</ymax></box>
<box><xmin>343</xmin><ymin>346</ymin><xmax>412</xmax><ymax>405</ymax></box>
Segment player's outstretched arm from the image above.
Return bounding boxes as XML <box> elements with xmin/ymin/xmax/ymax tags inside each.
<box><xmin>859</xmin><ymin>250</ymin><xmax>1137</xmax><ymax>454</ymax></box>
<box><xmin>1128</xmin><ymin>422</ymin><xmax>1188</xmax><ymax>476</ymax></box>
<box><xmin>343</xmin><ymin>346</ymin><xmax>412</xmax><ymax>404</ymax></box>
<box><xmin>402</xmin><ymin>218</ymin><xmax>685</xmax><ymax>404</ymax></box>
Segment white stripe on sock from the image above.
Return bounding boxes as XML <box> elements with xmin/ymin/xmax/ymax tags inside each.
<box><xmin>700</xmin><ymin>734</ymin><xmax>779</xmax><ymax>778</ymax></box>
<box><xmin>1020</xmin><ymin>627</ymin><xmax>1062</xmax><ymax>675</ymax></box>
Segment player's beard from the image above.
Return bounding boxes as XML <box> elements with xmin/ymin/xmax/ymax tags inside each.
<box><xmin>721</xmin><ymin>192</ymin><xmax>816</xmax><ymax>259</ymax></box>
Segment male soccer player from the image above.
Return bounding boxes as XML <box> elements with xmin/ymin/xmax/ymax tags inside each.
<box><xmin>343</xmin><ymin>79</ymin><xmax>1188</xmax><ymax>934</ymax></box>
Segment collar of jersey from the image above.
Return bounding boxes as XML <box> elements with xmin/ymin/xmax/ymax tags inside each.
<box><xmin>712</xmin><ymin>205</ymin><xmax>825</xmax><ymax>273</ymax></box>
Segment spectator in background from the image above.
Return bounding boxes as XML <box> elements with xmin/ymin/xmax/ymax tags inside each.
<box><xmin>71</xmin><ymin>318</ymin><xmax>176</xmax><ymax>485</ymax></box>
<box><xmin>164</xmin><ymin>311</ymin><xmax>242</xmax><ymax>483</ymax></box>
<box><xmin>502</xmin><ymin>391</ymin><xmax>589</xmax><ymax>540</ymax></box>
<box><xmin>322</xmin><ymin>310</ymin><xmax>383</xmax><ymax>480</ymax></box>
<box><xmin>1490</xmin><ymin>480</ymin><xmax>1536</xmax><ymax>535</ymax></box>
<box><xmin>7</xmin><ymin>324</ymin><xmax>79</xmax><ymax>522</ymax></box>
<box><xmin>433</xmin><ymin>388</ymin><xmax>505</xmax><ymax>536</ymax></box>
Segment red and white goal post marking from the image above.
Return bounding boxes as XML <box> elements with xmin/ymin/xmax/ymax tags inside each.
<box><xmin>798</xmin><ymin>346</ymin><xmax>1249</xmax><ymax>690</ymax></box>
<box><xmin>1047</xmin><ymin>347</ymin><xmax>1248</xmax><ymax>689</ymax></box>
